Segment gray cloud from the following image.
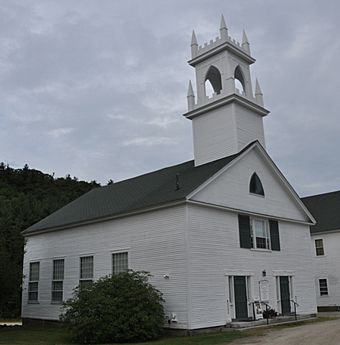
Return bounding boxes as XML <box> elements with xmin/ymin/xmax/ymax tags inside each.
<box><xmin>0</xmin><ymin>0</ymin><xmax>339</xmax><ymax>196</ymax></box>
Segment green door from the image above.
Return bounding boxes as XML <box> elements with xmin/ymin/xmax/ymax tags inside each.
<box><xmin>280</xmin><ymin>276</ymin><xmax>291</xmax><ymax>315</ymax></box>
<box><xmin>234</xmin><ymin>276</ymin><xmax>248</xmax><ymax>320</ymax></box>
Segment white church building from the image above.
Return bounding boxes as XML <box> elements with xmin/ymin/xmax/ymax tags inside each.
<box><xmin>22</xmin><ymin>17</ymin><xmax>318</xmax><ymax>329</ymax></box>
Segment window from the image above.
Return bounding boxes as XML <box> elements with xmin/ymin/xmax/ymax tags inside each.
<box><xmin>80</xmin><ymin>256</ymin><xmax>93</xmax><ymax>288</ymax></box>
<box><xmin>28</xmin><ymin>262</ymin><xmax>40</xmax><ymax>302</ymax></box>
<box><xmin>112</xmin><ymin>252</ymin><xmax>128</xmax><ymax>275</ymax></box>
<box><xmin>319</xmin><ymin>279</ymin><xmax>328</xmax><ymax>296</ymax></box>
<box><xmin>239</xmin><ymin>215</ymin><xmax>280</xmax><ymax>251</ymax></box>
<box><xmin>249</xmin><ymin>173</ymin><xmax>264</xmax><ymax>196</ymax></box>
<box><xmin>251</xmin><ymin>218</ymin><xmax>270</xmax><ymax>249</ymax></box>
<box><xmin>52</xmin><ymin>259</ymin><xmax>64</xmax><ymax>303</ymax></box>
<box><xmin>315</xmin><ymin>239</ymin><xmax>324</xmax><ymax>256</ymax></box>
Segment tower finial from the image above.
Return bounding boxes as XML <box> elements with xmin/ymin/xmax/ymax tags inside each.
<box><xmin>219</xmin><ymin>14</ymin><xmax>228</xmax><ymax>40</ymax></box>
<box><xmin>255</xmin><ymin>78</ymin><xmax>264</xmax><ymax>106</ymax></box>
<box><xmin>242</xmin><ymin>29</ymin><xmax>250</xmax><ymax>54</ymax></box>
<box><xmin>187</xmin><ymin>80</ymin><xmax>195</xmax><ymax>111</ymax></box>
<box><xmin>191</xmin><ymin>30</ymin><xmax>198</xmax><ymax>58</ymax></box>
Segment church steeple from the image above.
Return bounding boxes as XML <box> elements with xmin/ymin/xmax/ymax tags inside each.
<box><xmin>183</xmin><ymin>16</ymin><xmax>269</xmax><ymax>166</ymax></box>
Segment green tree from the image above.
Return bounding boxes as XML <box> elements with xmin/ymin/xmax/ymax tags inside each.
<box><xmin>0</xmin><ymin>163</ymin><xmax>100</xmax><ymax>317</ymax></box>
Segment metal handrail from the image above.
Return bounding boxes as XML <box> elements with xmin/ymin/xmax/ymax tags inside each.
<box><xmin>290</xmin><ymin>299</ymin><xmax>299</xmax><ymax>320</ymax></box>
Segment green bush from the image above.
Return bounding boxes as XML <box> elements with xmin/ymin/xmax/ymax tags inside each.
<box><xmin>61</xmin><ymin>271</ymin><xmax>164</xmax><ymax>344</ymax></box>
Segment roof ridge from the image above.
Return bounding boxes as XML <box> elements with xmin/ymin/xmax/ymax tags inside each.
<box><xmin>102</xmin><ymin>159</ymin><xmax>194</xmax><ymax>189</ymax></box>
<box><xmin>302</xmin><ymin>189</ymin><xmax>340</xmax><ymax>199</ymax></box>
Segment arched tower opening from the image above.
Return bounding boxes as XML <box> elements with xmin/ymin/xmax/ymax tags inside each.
<box><xmin>205</xmin><ymin>66</ymin><xmax>222</xmax><ymax>98</ymax></box>
<box><xmin>234</xmin><ymin>65</ymin><xmax>246</xmax><ymax>95</ymax></box>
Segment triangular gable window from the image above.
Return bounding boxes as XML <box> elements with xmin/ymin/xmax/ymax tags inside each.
<box><xmin>250</xmin><ymin>173</ymin><xmax>264</xmax><ymax>196</ymax></box>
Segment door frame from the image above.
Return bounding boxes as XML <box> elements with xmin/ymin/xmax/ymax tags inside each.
<box><xmin>274</xmin><ymin>273</ymin><xmax>295</xmax><ymax>315</ymax></box>
<box><xmin>226</xmin><ymin>273</ymin><xmax>253</xmax><ymax>321</ymax></box>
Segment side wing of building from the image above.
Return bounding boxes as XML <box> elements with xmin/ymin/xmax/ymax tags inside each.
<box><xmin>22</xmin><ymin>205</ymin><xmax>190</xmax><ymax>328</ymax></box>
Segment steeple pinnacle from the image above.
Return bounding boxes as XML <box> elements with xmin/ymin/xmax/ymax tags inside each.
<box><xmin>242</xmin><ymin>29</ymin><xmax>250</xmax><ymax>54</ymax></box>
<box><xmin>187</xmin><ymin>80</ymin><xmax>195</xmax><ymax>111</ymax></box>
<box><xmin>255</xmin><ymin>78</ymin><xmax>264</xmax><ymax>106</ymax></box>
<box><xmin>191</xmin><ymin>30</ymin><xmax>198</xmax><ymax>58</ymax></box>
<box><xmin>219</xmin><ymin>14</ymin><xmax>228</xmax><ymax>40</ymax></box>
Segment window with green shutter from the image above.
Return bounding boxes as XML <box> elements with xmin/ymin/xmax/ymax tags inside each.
<box><xmin>238</xmin><ymin>215</ymin><xmax>251</xmax><ymax>248</ymax></box>
<box><xmin>269</xmin><ymin>220</ymin><xmax>280</xmax><ymax>251</ymax></box>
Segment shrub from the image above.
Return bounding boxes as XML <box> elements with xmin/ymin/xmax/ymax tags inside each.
<box><xmin>61</xmin><ymin>271</ymin><xmax>164</xmax><ymax>344</ymax></box>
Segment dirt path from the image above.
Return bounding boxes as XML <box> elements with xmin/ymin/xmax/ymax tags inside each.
<box><xmin>232</xmin><ymin>317</ymin><xmax>340</xmax><ymax>345</ymax></box>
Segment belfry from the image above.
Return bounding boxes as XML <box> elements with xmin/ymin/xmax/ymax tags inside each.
<box><xmin>184</xmin><ymin>15</ymin><xmax>269</xmax><ymax>166</ymax></box>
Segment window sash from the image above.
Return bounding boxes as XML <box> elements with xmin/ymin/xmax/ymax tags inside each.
<box><xmin>29</xmin><ymin>262</ymin><xmax>40</xmax><ymax>281</ymax></box>
<box><xmin>80</xmin><ymin>256</ymin><xmax>93</xmax><ymax>279</ymax></box>
<box><xmin>112</xmin><ymin>252</ymin><xmax>128</xmax><ymax>275</ymax></box>
<box><xmin>319</xmin><ymin>279</ymin><xmax>328</xmax><ymax>296</ymax></box>
<box><xmin>79</xmin><ymin>279</ymin><xmax>93</xmax><ymax>290</ymax></box>
<box><xmin>315</xmin><ymin>239</ymin><xmax>324</xmax><ymax>256</ymax></box>
<box><xmin>53</xmin><ymin>259</ymin><xmax>64</xmax><ymax>280</ymax></box>
<box><xmin>251</xmin><ymin>218</ymin><xmax>270</xmax><ymax>250</ymax></box>
<box><xmin>28</xmin><ymin>282</ymin><xmax>38</xmax><ymax>301</ymax></box>
<box><xmin>51</xmin><ymin>281</ymin><xmax>63</xmax><ymax>303</ymax></box>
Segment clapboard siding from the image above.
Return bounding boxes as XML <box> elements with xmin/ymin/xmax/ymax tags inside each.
<box><xmin>235</xmin><ymin>106</ymin><xmax>266</xmax><ymax>150</ymax></box>
<box><xmin>311</xmin><ymin>231</ymin><xmax>340</xmax><ymax>307</ymax></box>
<box><xmin>187</xmin><ymin>204</ymin><xmax>317</xmax><ymax>328</ymax></box>
<box><xmin>192</xmin><ymin>149</ymin><xmax>308</xmax><ymax>222</ymax></box>
<box><xmin>22</xmin><ymin>205</ymin><xmax>189</xmax><ymax>329</ymax></box>
<box><xmin>192</xmin><ymin>104</ymin><xmax>238</xmax><ymax>166</ymax></box>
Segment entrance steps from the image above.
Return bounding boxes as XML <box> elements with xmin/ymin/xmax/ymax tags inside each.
<box><xmin>227</xmin><ymin>314</ymin><xmax>317</xmax><ymax>329</ymax></box>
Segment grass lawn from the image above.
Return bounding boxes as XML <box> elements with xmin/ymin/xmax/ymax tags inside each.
<box><xmin>1</xmin><ymin>317</ymin><xmax>335</xmax><ymax>345</ymax></box>
<box><xmin>0</xmin><ymin>326</ymin><xmax>249</xmax><ymax>345</ymax></box>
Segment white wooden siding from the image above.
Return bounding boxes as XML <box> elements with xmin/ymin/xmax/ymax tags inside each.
<box><xmin>192</xmin><ymin>104</ymin><xmax>238</xmax><ymax>166</ymax></box>
<box><xmin>192</xmin><ymin>149</ymin><xmax>308</xmax><ymax>222</ymax></box>
<box><xmin>22</xmin><ymin>206</ymin><xmax>189</xmax><ymax>329</ymax></box>
<box><xmin>187</xmin><ymin>204</ymin><xmax>317</xmax><ymax>328</ymax></box>
<box><xmin>235</xmin><ymin>106</ymin><xmax>265</xmax><ymax>150</ymax></box>
<box><xmin>311</xmin><ymin>231</ymin><xmax>340</xmax><ymax>307</ymax></box>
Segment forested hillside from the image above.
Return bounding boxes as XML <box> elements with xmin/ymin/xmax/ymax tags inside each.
<box><xmin>0</xmin><ymin>163</ymin><xmax>100</xmax><ymax>317</ymax></box>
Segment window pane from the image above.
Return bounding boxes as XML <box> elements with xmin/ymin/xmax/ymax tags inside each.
<box><xmin>52</xmin><ymin>281</ymin><xmax>63</xmax><ymax>291</ymax></box>
<box><xmin>28</xmin><ymin>282</ymin><xmax>38</xmax><ymax>301</ymax></box>
<box><xmin>315</xmin><ymin>239</ymin><xmax>324</xmax><ymax>256</ymax></box>
<box><xmin>29</xmin><ymin>292</ymin><xmax>38</xmax><ymax>301</ymax></box>
<box><xmin>79</xmin><ymin>280</ymin><xmax>93</xmax><ymax>290</ymax></box>
<box><xmin>80</xmin><ymin>256</ymin><xmax>93</xmax><ymax>279</ymax></box>
<box><xmin>113</xmin><ymin>252</ymin><xmax>128</xmax><ymax>275</ymax></box>
<box><xmin>253</xmin><ymin>219</ymin><xmax>269</xmax><ymax>249</ymax></box>
<box><xmin>319</xmin><ymin>279</ymin><xmax>328</xmax><ymax>296</ymax></box>
<box><xmin>29</xmin><ymin>262</ymin><xmax>40</xmax><ymax>281</ymax></box>
<box><xmin>52</xmin><ymin>291</ymin><xmax>63</xmax><ymax>302</ymax></box>
<box><xmin>53</xmin><ymin>259</ymin><xmax>64</xmax><ymax>280</ymax></box>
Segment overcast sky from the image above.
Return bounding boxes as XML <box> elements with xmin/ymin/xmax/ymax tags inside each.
<box><xmin>0</xmin><ymin>0</ymin><xmax>339</xmax><ymax>197</ymax></box>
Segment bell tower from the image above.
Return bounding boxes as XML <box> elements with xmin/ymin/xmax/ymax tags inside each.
<box><xmin>184</xmin><ymin>15</ymin><xmax>269</xmax><ymax>166</ymax></box>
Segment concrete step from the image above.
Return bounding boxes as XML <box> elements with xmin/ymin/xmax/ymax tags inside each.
<box><xmin>227</xmin><ymin>314</ymin><xmax>316</xmax><ymax>329</ymax></box>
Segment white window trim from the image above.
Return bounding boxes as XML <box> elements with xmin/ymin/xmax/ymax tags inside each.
<box><xmin>79</xmin><ymin>255</ymin><xmax>94</xmax><ymax>285</ymax></box>
<box><xmin>315</xmin><ymin>238</ymin><xmax>325</xmax><ymax>257</ymax></box>
<box><xmin>250</xmin><ymin>217</ymin><xmax>271</xmax><ymax>251</ymax></box>
<box><xmin>112</xmin><ymin>251</ymin><xmax>129</xmax><ymax>275</ymax></box>
<box><xmin>51</xmin><ymin>258</ymin><xmax>64</xmax><ymax>304</ymax></box>
<box><xmin>318</xmin><ymin>277</ymin><xmax>329</xmax><ymax>297</ymax></box>
<box><xmin>28</xmin><ymin>261</ymin><xmax>40</xmax><ymax>303</ymax></box>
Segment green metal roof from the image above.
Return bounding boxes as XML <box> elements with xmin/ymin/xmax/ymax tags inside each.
<box><xmin>302</xmin><ymin>190</ymin><xmax>340</xmax><ymax>234</ymax></box>
<box><xmin>23</xmin><ymin>143</ymin><xmax>254</xmax><ymax>235</ymax></box>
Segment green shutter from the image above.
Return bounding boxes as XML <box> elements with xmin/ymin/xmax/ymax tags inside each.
<box><xmin>238</xmin><ymin>215</ymin><xmax>251</xmax><ymax>248</ymax></box>
<box><xmin>269</xmin><ymin>220</ymin><xmax>280</xmax><ymax>251</ymax></box>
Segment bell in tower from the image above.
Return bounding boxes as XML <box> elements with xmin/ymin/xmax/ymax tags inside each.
<box><xmin>184</xmin><ymin>15</ymin><xmax>269</xmax><ymax>166</ymax></box>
